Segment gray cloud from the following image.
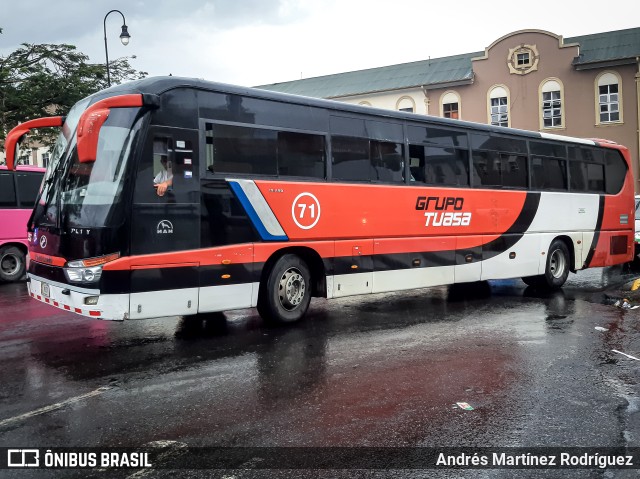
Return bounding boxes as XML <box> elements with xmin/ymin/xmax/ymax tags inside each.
<box><xmin>0</xmin><ymin>0</ymin><xmax>301</xmax><ymax>48</ymax></box>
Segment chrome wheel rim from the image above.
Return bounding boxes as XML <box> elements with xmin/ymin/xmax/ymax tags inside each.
<box><xmin>549</xmin><ymin>249</ymin><xmax>566</xmax><ymax>279</ymax></box>
<box><xmin>278</xmin><ymin>267</ymin><xmax>305</xmax><ymax>311</ymax></box>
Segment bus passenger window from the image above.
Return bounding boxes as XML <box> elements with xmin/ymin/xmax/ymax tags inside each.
<box><xmin>370</xmin><ymin>140</ymin><xmax>404</xmax><ymax>182</ymax></box>
<box><xmin>277</xmin><ymin>131</ymin><xmax>325</xmax><ymax>179</ymax></box>
<box><xmin>501</xmin><ymin>154</ymin><xmax>527</xmax><ymax>188</ymax></box>
<box><xmin>531</xmin><ymin>156</ymin><xmax>567</xmax><ymax>191</ymax></box>
<box><xmin>408</xmin><ymin>145</ymin><xmax>425</xmax><ymax>183</ymax></box>
<box><xmin>569</xmin><ymin>161</ymin><xmax>587</xmax><ymax>191</ymax></box>
<box><xmin>605</xmin><ymin>150</ymin><xmax>627</xmax><ymax>195</ymax></box>
<box><xmin>0</xmin><ymin>173</ymin><xmax>17</xmax><ymax>208</ymax></box>
<box><xmin>425</xmin><ymin>146</ymin><xmax>469</xmax><ymax>186</ymax></box>
<box><xmin>586</xmin><ymin>163</ymin><xmax>605</xmax><ymax>192</ymax></box>
<box><xmin>472</xmin><ymin>151</ymin><xmax>494</xmax><ymax>187</ymax></box>
<box><xmin>205</xmin><ymin>122</ymin><xmax>277</xmax><ymax>175</ymax></box>
<box><xmin>473</xmin><ymin>151</ymin><xmax>526</xmax><ymax>188</ymax></box>
<box><xmin>332</xmin><ymin>136</ymin><xmax>370</xmax><ymax>181</ymax></box>
<box><xmin>16</xmin><ymin>173</ymin><xmax>43</xmax><ymax>207</ymax></box>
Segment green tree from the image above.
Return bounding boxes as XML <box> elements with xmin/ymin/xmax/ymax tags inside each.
<box><xmin>0</xmin><ymin>29</ymin><xmax>147</xmax><ymax>154</ymax></box>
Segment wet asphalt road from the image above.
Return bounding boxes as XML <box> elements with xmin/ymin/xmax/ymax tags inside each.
<box><xmin>2</xmin><ymin>267</ymin><xmax>640</xmax><ymax>478</ymax></box>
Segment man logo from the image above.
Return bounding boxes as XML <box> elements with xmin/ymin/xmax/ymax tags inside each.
<box><xmin>156</xmin><ymin>220</ymin><xmax>174</xmax><ymax>234</ymax></box>
<box><xmin>39</xmin><ymin>235</ymin><xmax>48</xmax><ymax>249</ymax></box>
<box><xmin>8</xmin><ymin>449</ymin><xmax>39</xmax><ymax>467</ymax></box>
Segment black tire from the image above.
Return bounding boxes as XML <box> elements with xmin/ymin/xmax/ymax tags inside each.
<box><xmin>521</xmin><ymin>240</ymin><xmax>570</xmax><ymax>290</ymax></box>
<box><xmin>0</xmin><ymin>246</ymin><xmax>26</xmax><ymax>283</ymax></box>
<box><xmin>258</xmin><ymin>254</ymin><xmax>312</xmax><ymax>324</ymax></box>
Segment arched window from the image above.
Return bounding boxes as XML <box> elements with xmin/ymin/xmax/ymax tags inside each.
<box><xmin>596</xmin><ymin>71</ymin><xmax>622</xmax><ymax>124</ymax></box>
<box><xmin>540</xmin><ymin>79</ymin><xmax>564</xmax><ymax>129</ymax></box>
<box><xmin>440</xmin><ymin>91</ymin><xmax>461</xmax><ymax>119</ymax></box>
<box><xmin>488</xmin><ymin>86</ymin><xmax>509</xmax><ymax>127</ymax></box>
<box><xmin>396</xmin><ymin>96</ymin><xmax>415</xmax><ymax>113</ymax></box>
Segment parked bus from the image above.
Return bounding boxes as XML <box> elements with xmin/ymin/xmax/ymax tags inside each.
<box><xmin>4</xmin><ymin>77</ymin><xmax>634</xmax><ymax>323</ymax></box>
<box><xmin>0</xmin><ymin>165</ymin><xmax>46</xmax><ymax>282</ymax></box>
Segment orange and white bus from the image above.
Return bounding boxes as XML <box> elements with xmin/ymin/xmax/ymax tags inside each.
<box><xmin>4</xmin><ymin>77</ymin><xmax>634</xmax><ymax>324</ymax></box>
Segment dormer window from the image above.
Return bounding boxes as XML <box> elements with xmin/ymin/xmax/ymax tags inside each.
<box><xmin>517</xmin><ymin>51</ymin><xmax>530</xmax><ymax>66</ymax></box>
<box><xmin>508</xmin><ymin>44</ymin><xmax>539</xmax><ymax>75</ymax></box>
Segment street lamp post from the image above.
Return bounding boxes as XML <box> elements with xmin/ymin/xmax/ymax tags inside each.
<box><xmin>103</xmin><ymin>9</ymin><xmax>131</xmax><ymax>87</ymax></box>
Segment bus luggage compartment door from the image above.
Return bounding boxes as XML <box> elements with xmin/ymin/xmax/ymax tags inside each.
<box><xmin>129</xmin><ymin>262</ymin><xmax>200</xmax><ymax>319</ymax></box>
<box><xmin>333</xmin><ymin>240</ymin><xmax>373</xmax><ymax>297</ymax></box>
<box><xmin>454</xmin><ymin>236</ymin><xmax>483</xmax><ymax>283</ymax></box>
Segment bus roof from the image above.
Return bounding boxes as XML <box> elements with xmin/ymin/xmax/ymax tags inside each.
<box><xmin>92</xmin><ymin>76</ymin><xmax>602</xmax><ymax>148</ymax></box>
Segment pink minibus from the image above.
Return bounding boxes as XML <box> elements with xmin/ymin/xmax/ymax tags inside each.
<box><xmin>0</xmin><ymin>165</ymin><xmax>45</xmax><ymax>282</ymax></box>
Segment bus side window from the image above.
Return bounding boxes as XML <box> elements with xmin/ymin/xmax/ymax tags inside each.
<box><xmin>277</xmin><ymin>131</ymin><xmax>325</xmax><ymax>179</ymax></box>
<box><xmin>0</xmin><ymin>173</ymin><xmax>18</xmax><ymax>208</ymax></box>
<box><xmin>16</xmin><ymin>172</ymin><xmax>43</xmax><ymax>208</ymax></box>
<box><xmin>370</xmin><ymin>140</ymin><xmax>404</xmax><ymax>183</ymax></box>
<box><xmin>408</xmin><ymin>145</ymin><xmax>425</xmax><ymax>183</ymax></box>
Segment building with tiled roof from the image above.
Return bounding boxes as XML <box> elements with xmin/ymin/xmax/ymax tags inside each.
<box><xmin>259</xmin><ymin>28</ymin><xmax>640</xmax><ymax>188</ymax></box>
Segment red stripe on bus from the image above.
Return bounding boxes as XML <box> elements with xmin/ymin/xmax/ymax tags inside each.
<box><xmin>103</xmin><ymin>245</ymin><xmax>256</xmax><ymax>270</ymax></box>
<box><xmin>74</xmin><ymin>308</ymin><xmax>82</xmax><ymax>314</ymax></box>
<box><xmin>30</xmin><ymin>252</ymin><xmax>67</xmax><ymax>267</ymax></box>
<box><xmin>253</xmin><ymin>241</ymin><xmax>335</xmax><ymax>263</ymax></box>
<box><xmin>130</xmin><ymin>262</ymin><xmax>198</xmax><ymax>271</ymax></box>
<box><xmin>89</xmin><ymin>311</ymin><xmax>101</xmax><ymax>317</ymax></box>
<box><xmin>64</xmin><ymin>305</ymin><xmax>71</xmax><ymax>310</ymax></box>
<box><xmin>254</xmin><ymin>181</ymin><xmax>529</xmax><ymax>241</ymax></box>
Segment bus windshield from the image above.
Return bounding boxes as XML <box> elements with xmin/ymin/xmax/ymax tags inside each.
<box><xmin>40</xmin><ymin>98</ymin><xmax>89</xmax><ymax>214</ymax></box>
<box><xmin>36</xmin><ymin>102</ymin><xmax>143</xmax><ymax>229</ymax></box>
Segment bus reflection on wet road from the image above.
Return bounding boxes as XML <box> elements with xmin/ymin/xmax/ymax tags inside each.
<box><xmin>1</xmin><ymin>265</ymin><xmax>640</xmax><ymax>477</ymax></box>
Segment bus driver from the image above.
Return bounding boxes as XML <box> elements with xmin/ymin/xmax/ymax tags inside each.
<box><xmin>153</xmin><ymin>155</ymin><xmax>173</xmax><ymax>196</ymax></box>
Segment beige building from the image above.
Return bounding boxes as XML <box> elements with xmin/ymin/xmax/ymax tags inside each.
<box><xmin>259</xmin><ymin>28</ymin><xmax>640</xmax><ymax>190</ymax></box>
<box><xmin>0</xmin><ymin>142</ymin><xmax>51</xmax><ymax>168</ymax></box>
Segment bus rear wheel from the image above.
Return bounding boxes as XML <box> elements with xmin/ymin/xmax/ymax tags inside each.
<box><xmin>0</xmin><ymin>246</ymin><xmax>26</xmax><ymax>283</ymax></box>
<box><xmin>258</xmin><ymin>254</ymin><xmax>312</xmax><ymax>325</ymax></box>
<box><xmin>522</xmin><ymin>240</ymin><xmax>570</xmax><ymax>290</ymax></box>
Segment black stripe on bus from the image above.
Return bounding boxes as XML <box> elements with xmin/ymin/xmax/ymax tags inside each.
<box><xmin>129</xmin><ymin>265</ymin><xmax>200</xmax><ymax>293</ymax></box>
<box><xmin>481</xmin><ymin>191</ymin><xmax>540</xmax><ymax>261</ymax></box>
<box><xmin>584</xmin><ymin>195</ymin><xmax>606</xmax><ymax>268</ymax></box>
<box><xmin>371</xmin><ymin>250</ymin><xmax>456</xmax><ymax>274</ymax></box>
<box><xmin>199</xmin><ymin>263</ymin><xmax>260</xmax><ymax>287</ymax></box>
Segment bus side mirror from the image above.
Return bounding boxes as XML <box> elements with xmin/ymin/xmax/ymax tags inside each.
<box><xmin>4</xmin><ymin>116</ymin><xmax>64</xmax><ymax>170</ymax></box>
<box><xmin>75</xmin><ymin>94</ymin><xmax>149</xmax><ymax>164</ymax></box>
<box><xmin>77</xmin><ymin>109</ymin><xmax>110</xmax><ymax>163</ymax></box>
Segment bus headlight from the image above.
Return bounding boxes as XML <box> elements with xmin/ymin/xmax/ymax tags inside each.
<box><xmin>63</xmin><ymin>253</ymin><xmax>119</xmax><ymax>284</ymax></box>
<box><xmin>64</xmin><ymin>265</ymin><xmax>103</xmax><ymax>283</ymax></box>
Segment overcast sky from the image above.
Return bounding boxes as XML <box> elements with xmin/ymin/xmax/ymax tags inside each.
<box><xmin>1</xmin><ymin>0</ymin><xmax>637</xmax><ymax>88</ymax></box>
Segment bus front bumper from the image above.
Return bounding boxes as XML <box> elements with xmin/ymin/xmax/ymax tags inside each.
<box><xmin>27</xmin><ymin>274</ymin><xmax>129</xmax><ymax>321</ymax></box>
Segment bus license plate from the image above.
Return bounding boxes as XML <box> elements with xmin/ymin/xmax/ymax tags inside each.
<box><xmin>41</xmin><ymin>282</ymin><xmax>50</xmax><ymax>298</ymax></box>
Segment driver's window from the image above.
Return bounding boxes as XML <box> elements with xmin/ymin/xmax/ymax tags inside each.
<box><xmin>153</xmin><ymin>138</ymin><xmax>173</xmax><ymax>196</ymax></box>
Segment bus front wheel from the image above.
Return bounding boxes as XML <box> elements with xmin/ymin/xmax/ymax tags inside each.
<box><xmin>522</xmin><ymin>240</ymin><xmax>570</xmax><ymax>290</ymax></box>
<box><xmin>0</xmin><ymin>246</ymin><xmax>26</xmax><ymax>283</ymax></box>
<box><xmin>258</xmin><ymin>254</ymin><xmax>312</xmax><ymax>324</ymax></box>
